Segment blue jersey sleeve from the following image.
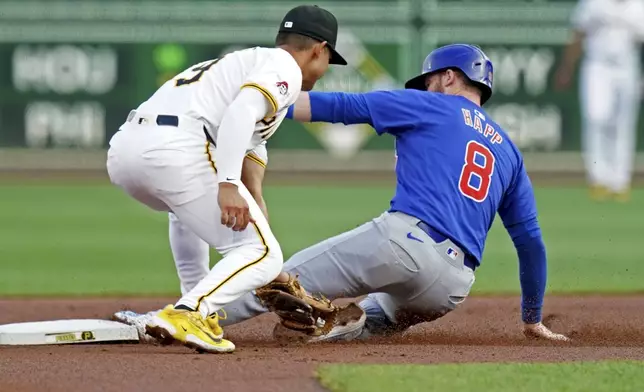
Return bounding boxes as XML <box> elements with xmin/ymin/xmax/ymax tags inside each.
<box><xmin>498</xmin><ymin>160</ymin><xmax>547</xmax><ymax>324</ymax></box>
<box><xmin>308</xmin><ymin>90</ymin><xmax>428</xmax><ymax>135</ymax></box>
<box><xmin>498</xmin><ymin>161</ymin><xmax>537</xmax><ymax>226</ymax></box>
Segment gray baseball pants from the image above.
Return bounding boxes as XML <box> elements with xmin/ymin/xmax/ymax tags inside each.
<box><xmin>220</xmin><ymin>211</ymin><xmax>476</xmax><ymax>335</ymax></box>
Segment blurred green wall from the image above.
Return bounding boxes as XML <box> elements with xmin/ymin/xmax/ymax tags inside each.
<box><xmin>1</xmin><ymin>0</ymin><xmax>640</xmax><ymax>157</ymax></box>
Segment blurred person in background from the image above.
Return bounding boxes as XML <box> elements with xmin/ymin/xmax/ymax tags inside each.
<box><xmin>555</xmin><ymin>0</ymin><xmax>644</xmax><ymax>202</ymax></box>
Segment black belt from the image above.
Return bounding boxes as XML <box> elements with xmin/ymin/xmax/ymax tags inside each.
<box><xmin>416</xmin><ymin>221</ymin><xmax>478</xmax><ymax>271</ymax></box>
<box><xmin>156</xmin><ymin>114</ymin><xmax>215</xmax><ymax>145</ymax></box>
<box><xmin>155</xmin><ymin>115</ymin><xmax>179</xmax><ymax>127</ymax></box>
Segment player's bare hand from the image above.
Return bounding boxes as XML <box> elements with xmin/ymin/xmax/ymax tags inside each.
<box><xmin>523</xmin><ymin>322</ymin><xmax>570</xmax><ymax>342</ymax></box>
<box><xmin>218</xmin><ymin>182</ymin><xmax>254</xmax><ymax>231</ymax></box>
<box><xmin>553</xmin><ymin>68</ymin><xmax>572</xmax><ymax>91</ymax></box>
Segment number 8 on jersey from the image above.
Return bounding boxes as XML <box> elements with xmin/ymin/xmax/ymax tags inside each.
<box><xmin>459</xmin><ymin>141</ymin><xmax>495</xmax><ymax>203</ymax></box>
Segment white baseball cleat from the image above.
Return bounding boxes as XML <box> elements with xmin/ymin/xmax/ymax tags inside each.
<box><xmin>112</xmin><ymin>310</ymin><xmax>161</xmax><ymax>344</ymax></box>
<box><xmin>273</xmin><ymin>302</ymin><xmax>367</xmax><ymax>344</ymax></box>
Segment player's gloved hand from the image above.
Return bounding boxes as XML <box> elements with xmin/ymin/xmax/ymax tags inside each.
<box><xmin>255</xmin><ymin>274</ymin><xmax>339</xmax><ymax>336</ymax></box>
<box><xmin>523</xmin><ymin>322</ymin><xmax>570</xmax><ymax>342</ymax></box>
<box><xmin>218</xmin><ymin>182</ymin><xmax>253</xmax><ymax>231</ymax></box>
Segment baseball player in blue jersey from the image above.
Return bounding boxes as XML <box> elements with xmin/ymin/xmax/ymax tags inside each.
<box><xmin>115</xmin><ymin>44</ymin><xmax>569</xmax><ymax>343</ymax></box>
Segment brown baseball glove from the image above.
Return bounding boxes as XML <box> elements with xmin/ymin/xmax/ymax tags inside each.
<box><xmin>254</xmin><ymin>274</ymin><xmax>339</xmax><ymax>336</ymax></box>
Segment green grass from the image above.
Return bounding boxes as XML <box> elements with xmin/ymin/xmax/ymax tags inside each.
<box><xmin>0</xmin><ymin>183</ymin><xmax>643</xmax><ymax>295</ymax></box>
<box><xmin>317</xmin><ymin>361</ymin><xmax>644</xmax><ymax>392</ymax></box>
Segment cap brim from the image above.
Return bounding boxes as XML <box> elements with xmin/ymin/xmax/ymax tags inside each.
<box><xmin>329</xmin><ymin>47</ymin><xmax>347</xmax><ymax>65</ymax></box>
<box><xmin>404</xmin><ymin>73</ymin><xmax>428</xmax><ymax>90</ymax></box>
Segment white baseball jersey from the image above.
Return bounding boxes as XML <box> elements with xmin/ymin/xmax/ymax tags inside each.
<box><xmin>571</xmin><ymin>0</ymin><xmax>644</xmax><ymax>65</ymax></box>
<box><xmin>135</xmin><ymin>47</ymin><xmax>302</xmax><ymax>155</ymax></box>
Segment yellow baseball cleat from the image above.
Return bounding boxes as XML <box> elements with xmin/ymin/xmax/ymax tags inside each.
<box><xmin>589</xmin><ymin>185</ymin><xmax>610</xmax><ymax>201</ymax></box>
<box><xmin>613</xmin><ymin>190</ymin><xmax>631</xmax><ymax>203</ymax></box>
<box><xmin>205</xmin><ymin>309</ymin><xmax>226</xmax><ymax>339</ymax></box>
<box><xmin>145</xmin><ymin>305</ymin><xmax>235</xmax><ymax>354</ymax></box>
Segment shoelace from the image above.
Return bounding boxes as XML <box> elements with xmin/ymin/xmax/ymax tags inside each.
<box><xmin>206</xmin><ymin>309</ymin><xmax>227</xmax><ymax>321</ymax></box>
<box><xmin>189</xmin><ymin>313</ymin><xmax>221</xmax><ymax>341</ymax></box>
<box><xmin>185</xmin><ymin>311</ymin><xmax>209</xmax><ymax>329</ymax></box>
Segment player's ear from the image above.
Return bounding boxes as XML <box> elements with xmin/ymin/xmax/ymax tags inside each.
<box><xmin>313</xmin><ymin>41</ymin><xmax>328</xmax><ymax>59</ymax></box>
<box><xmin>444</xmin><ymin>69</ymin><xmax>457</xmax><ymax>86</ymax></box>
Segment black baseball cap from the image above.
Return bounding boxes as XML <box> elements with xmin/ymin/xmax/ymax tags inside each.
<box><xmin>278</xmin><ymin>5</ymin><xmax>347</xmax><ymax>65</ymax></box>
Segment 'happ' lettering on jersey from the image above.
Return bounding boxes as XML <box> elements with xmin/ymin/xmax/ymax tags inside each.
<box><xmin>461</xmin><ymin>108</ymin><xmax>503</xmax><ymax>144</ymax></box>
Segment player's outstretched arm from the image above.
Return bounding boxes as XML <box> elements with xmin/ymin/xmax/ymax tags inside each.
<box><xmin>286</xmin><ymin>91</ymin><xmax>373</xmax><ymax>125</ymax></box>
<box><xmin>288</xmin><ymin>92</ymin><xmax>313</xmax><ymax>122</ymax></box>
<box><xmin>287</xmin><ymin>90</ymin><xmax>420</xmax><ymax>136</ymax></box>
<box><xmin>498</xmin><ymin>161</ymin><xmax>570</xmax><ymax>342</ymax></box>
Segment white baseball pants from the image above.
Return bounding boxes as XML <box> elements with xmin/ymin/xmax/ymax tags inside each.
<box><xmin>106</xmin><ymin>112</ymin><xmax>283</xmax><ymax>318</ymax></box>
<box><xmin>580</xmin><ymin>60</ymin><xmax>640</xmax><ymax>193</ymax></box>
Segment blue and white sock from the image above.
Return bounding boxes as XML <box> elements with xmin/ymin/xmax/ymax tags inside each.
<box><xmin>358</xmin><ymin>295</ymin><xmax>395</xmax><ymax>337</ymax></box>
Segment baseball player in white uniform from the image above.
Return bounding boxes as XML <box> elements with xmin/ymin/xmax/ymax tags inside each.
<box><xmin>555</xmin><ymin>0</ymin><xmax>644</xmax><ymax>202</ymax></box>
<box><xmin>106</xmin><ymin>5</ymin><xmax>347</xmax><ymax>354</ymax></box>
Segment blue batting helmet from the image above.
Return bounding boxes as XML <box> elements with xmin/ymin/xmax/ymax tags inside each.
<box><xmin>404</xmin><ymin>44</ymin><xmax>494</xmax><ymax>105</ymax></box>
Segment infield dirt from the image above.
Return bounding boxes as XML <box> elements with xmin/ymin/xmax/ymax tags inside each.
<box><xmin>1</xmin><ymin>295</ymin><xmax>643</xmax><ymax>392</ymax></box>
